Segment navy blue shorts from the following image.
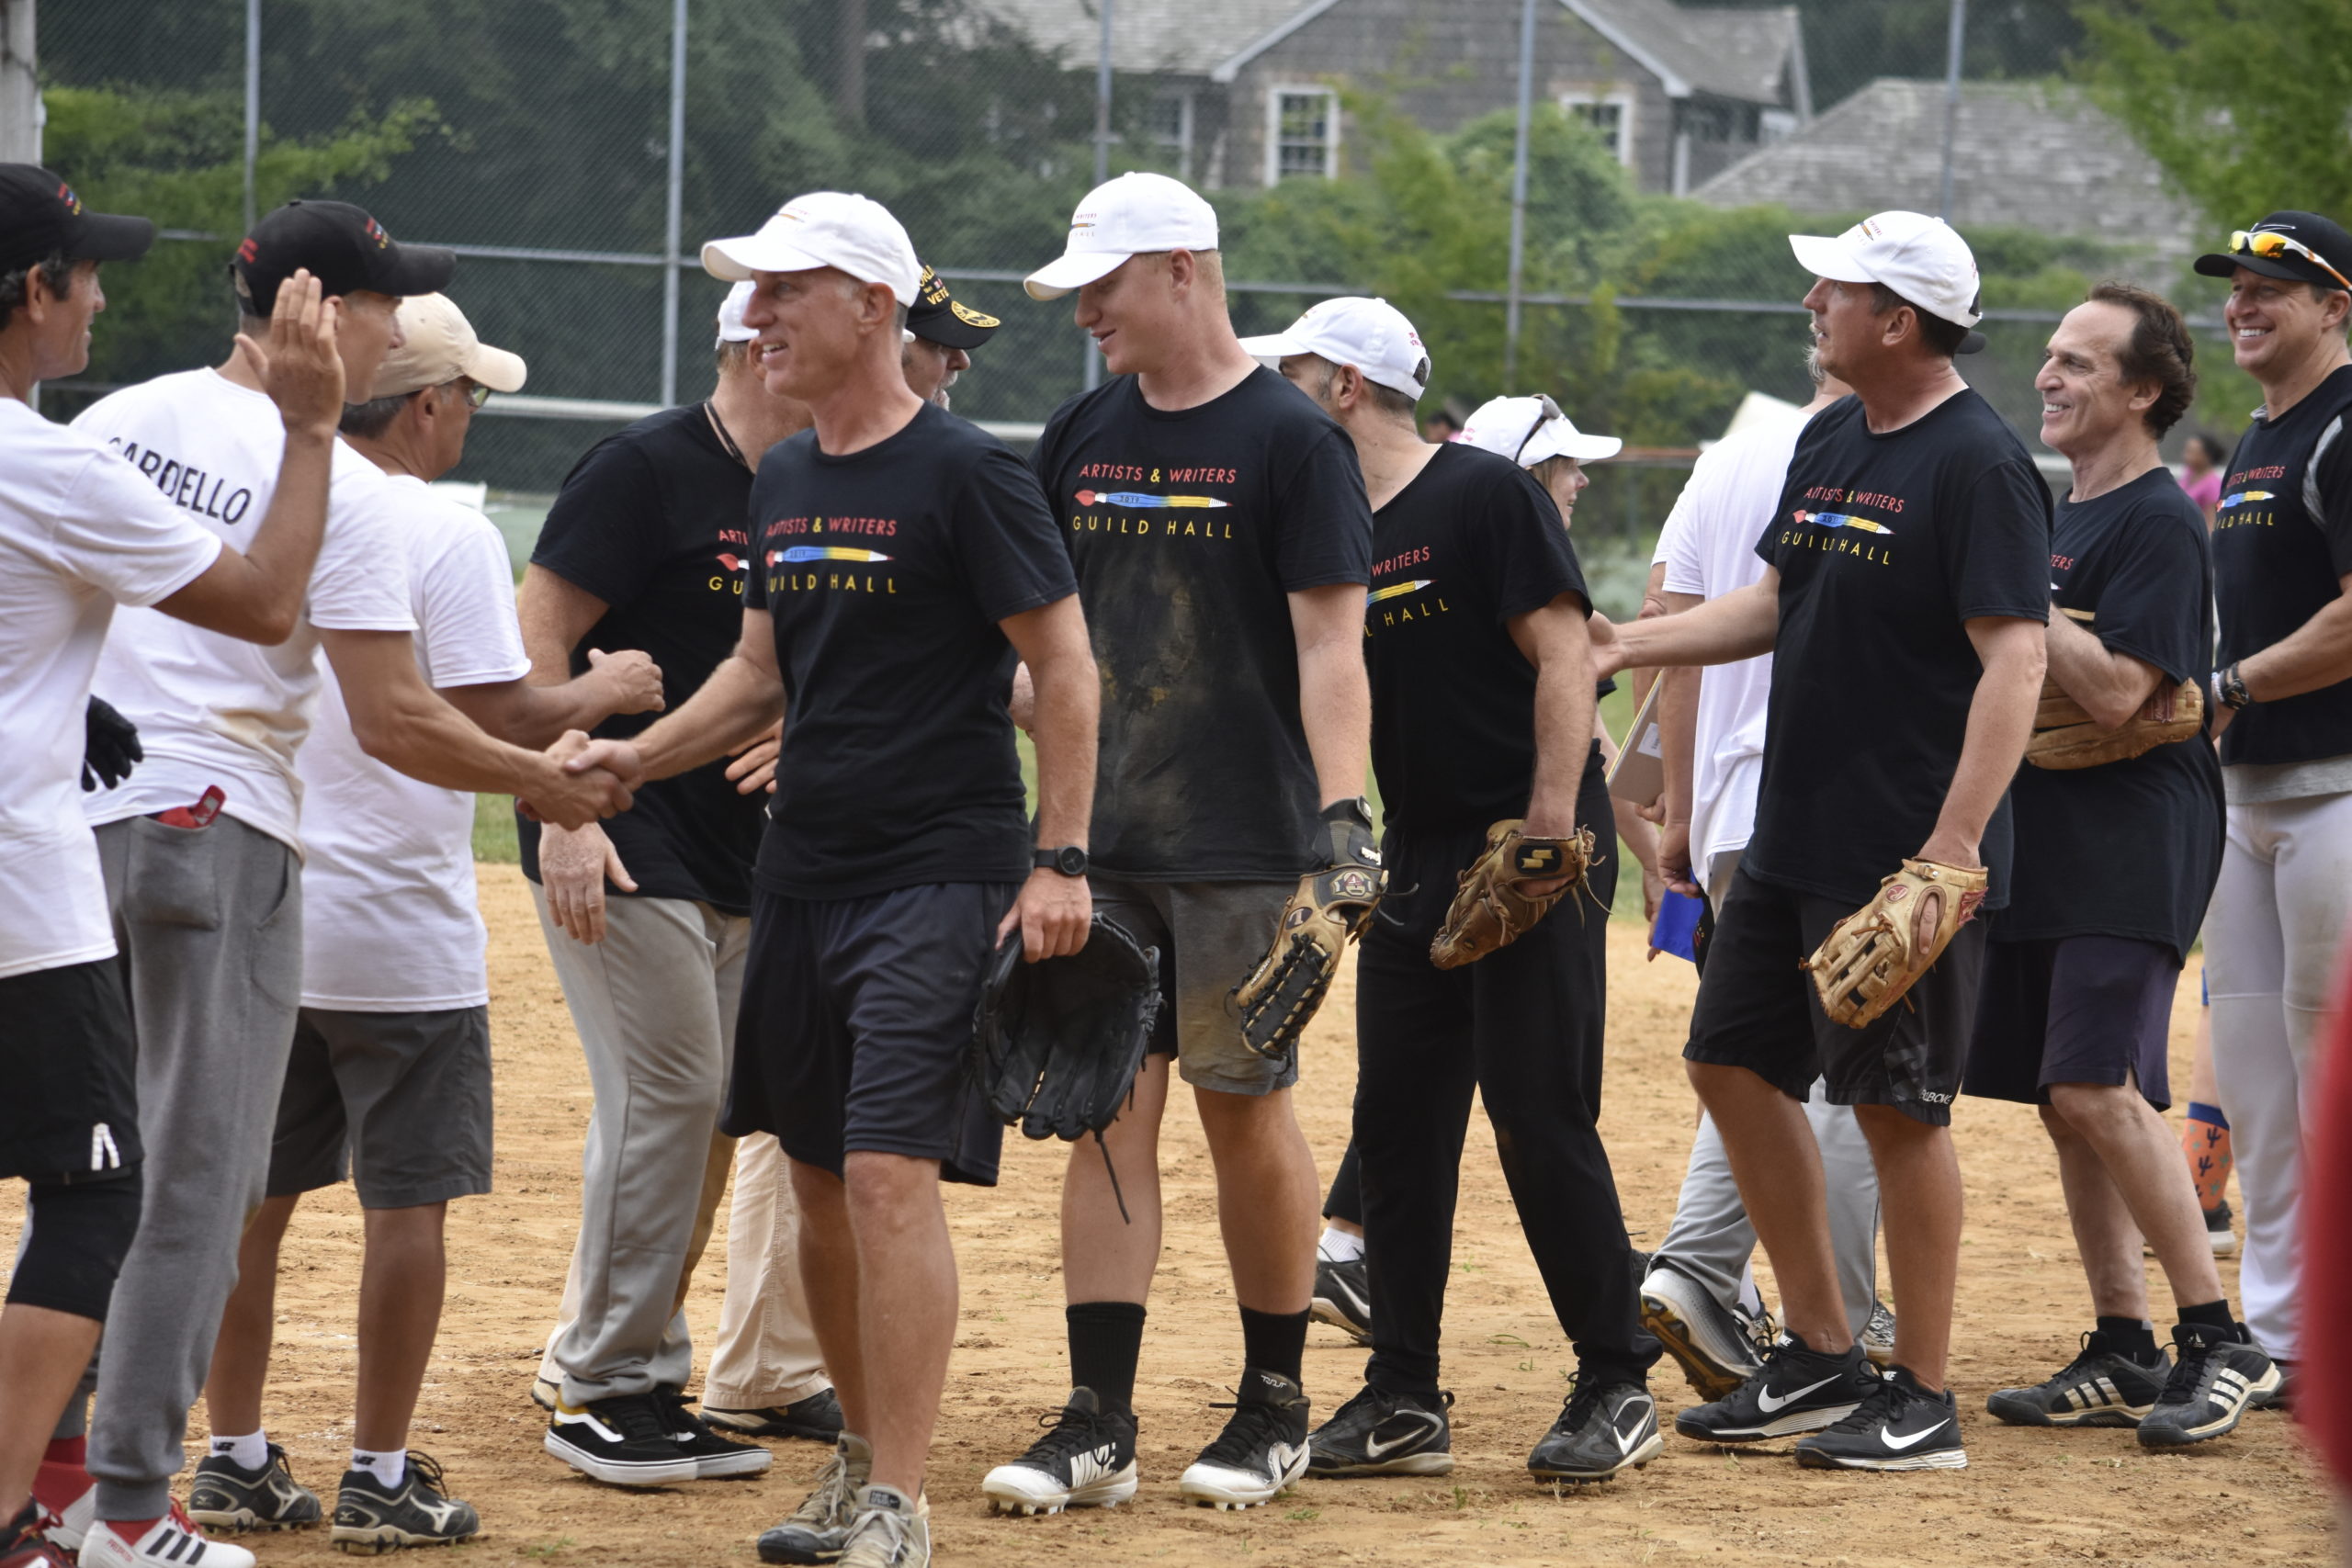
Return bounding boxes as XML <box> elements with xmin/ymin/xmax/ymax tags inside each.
<box><xmin>1964</xmin><ymin>934</ymin><xmax>2178</xmax><ymax>1110</ymax></box>
<box><xmin>726</xmin><ymin>881</ymin><xmax>1016</xmax><ymax>1185</ymax></box>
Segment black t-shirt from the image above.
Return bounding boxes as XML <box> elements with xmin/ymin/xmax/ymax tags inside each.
<box><xmin>1029</xmin><ymin>368</ymin><xmax>1374</xmax><ymax>880</ymax></box>
<box><xmin>1363</xmin><ymin>444</ymin><xmax>1589</xmax><ymax>831</ymax></box>
<box><xmin>519</xmin><ymin>403</ymin><xmax>765</xmax><ymax>913</ymax></box>
<box><xmin>1747</xmin><ymin>389</ymin><xmax>2051</xmax><ymax>908</ymax></box>
<box><xmin>1997</xmin><ymin>469</ymin><xmax>2222</xmax><ymax>958</ymax></box>
<box><xmin>2213</xmin><ymin>363</ymin><xmax>2352</xmax><ymax>766</ymax></box>
<box><xmin>745</xmin><ymin>400</ymin><xmax>1076</xmax><ymax>899</ymax></box>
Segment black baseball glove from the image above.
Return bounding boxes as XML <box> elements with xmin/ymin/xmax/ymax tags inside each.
<box><xmin>83</xmin><ymin>696</ymin><xmax>143</xmax><ymax>792</ymax></box>
<box><xmin>972</xmin><ymin>916</ymin><xmax>1161</xmax><ymax>1218</ymax></box>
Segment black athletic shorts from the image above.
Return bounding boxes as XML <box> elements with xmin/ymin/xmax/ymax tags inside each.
<box><xmin>725</xmin><ymin>880</ymin><xmax>1016</xmax><ymax>1185</ymax></box>
<box><xmin>1682</xmin><ymin>866</ymin><xmax>1988</xmax><ymax>1126</ymax></box>
<box><xmin>1964</xmin><ymin>934</ymin><xmax>2178</xmax><ymax>1110</ymax></box>
<box><xmin>267</xmin><ymin>1006</ymin><xmax>495</xmax><ymax>1209</ymax></box>
<box><xmin>0</xmin><ymin>958</ymin><xmax>142</xmax><ymax>1181</ymax></box>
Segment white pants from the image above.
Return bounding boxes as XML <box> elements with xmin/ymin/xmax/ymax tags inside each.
<box><xmin>2203</xmin><ymin>789</ymin><xmax>2352</xmax><ymax>1362</ymax></box>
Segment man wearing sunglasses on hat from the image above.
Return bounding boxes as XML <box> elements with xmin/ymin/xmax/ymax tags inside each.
<box><xmin>2192</xmin><ymin>209</ymin><xmax>2352</xmax><ymax>1402</ymax></box>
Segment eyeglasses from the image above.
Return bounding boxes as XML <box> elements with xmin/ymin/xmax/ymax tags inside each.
<box><xmin>435</xmin><ymin>378</ymin><xmax>491</xmax><ymax>410</ymax></box>
<box><xmin>1514</xmin><ymin>393</ymin><xmax>1564</xmax><ymax>462</ymax></box>
<box><xmin>2230</xmin><ymin>229</ymin><xmax>2352</xmax><ymax>293</ymax></box>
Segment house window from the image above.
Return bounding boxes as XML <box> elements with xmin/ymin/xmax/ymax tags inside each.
<box><xmin>1149</xmin><ymin>91</ymin><xmax>1195</xmax><ymax>182</ymax></box>
<box><xmin>1560</xmin><ymin>88</ymin><xmax>1636</xmax><ymax>167</ymax></box>
<box><xmin>1266</xmin><ymin>87</ymin><xmax>1338</xmax><ymax>184</ymax></box>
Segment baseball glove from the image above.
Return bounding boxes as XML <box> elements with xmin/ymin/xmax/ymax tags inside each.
<box><xmin>1429</xmin><ymin>820</ymin><xmax>1597</xmax><ymax>970</ymax></box>
<box><xmin>1801</xmin><ymin>859</ymin><xmax>1988</xmax><ymax>1029</ymax></box>
<box><xmin>1231</xmin><ymin>798</ymin><xmax>1386</xmax><ymax>1060</ymax></box>
<box><xmin>2025</xmin><ymin>672</ymin><xmax>2203</xmax><ymax>771</ymax></box>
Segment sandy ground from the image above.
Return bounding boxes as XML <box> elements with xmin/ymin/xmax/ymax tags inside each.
<box><xmin>13</xmin><ymin>863</ymin><xmax>2335</xmax><ymax>1567</ymax></box>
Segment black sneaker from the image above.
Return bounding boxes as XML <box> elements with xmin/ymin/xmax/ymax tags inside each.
<box><xmin>2255</xmin><ymin>1358</ymin><xmax>2293</xmax><ymax>1411</ymax></box>
<box><xmin>328</xmin><ymin>1453</ymin><xmax>479</xmax><ymax>1554</ymax></box>
<box><xmin>1639</xmin><ymin>1263</ymin><xmax>1761</xmax><ymax>1401</ymax></box>
<box><xmin>758</xmin><ymin>1434</ymin><xmax>871</xmax><ymax>1564</ymax></box>
<box><xmin>544</xmin><ymin>1392</ymin><xmax>698</xmax><ymax>1486</ymax></box>
<box><xmin>705</xmin><ymin>1388</ymin><xmax>846</xmax><ymax>1442</ymax></box>
<box><xmin>187</xmin><ymin>1444</ymin><xmax>322</xmax><ymax>1531</ymax></box>
<box><xmin>1672</xmin><ymin>1332</ymin><xmax>1876</xmax><ymax>1443</ymax></box>
<box><xmin>1985</xmin><ymin>1330</ymin><xmax>2169</xmax><ymax>1427</ymax></box>
<box><xmin>1310</xmin><ymin>1256</ymin><xmax>1373</xmax><ymax>1344</ymax></box>
<box><xmin>658</xmin><ymin>1389</ymin><xmax>773</xmax><ymax>1479</ymax></box>
<box><xmin>1528</xmin><ymin>1375</ymin><xmax>1660</xmax><ymax>1483</ymax></box>
<box><xmin>1794</xmin><ymin>1365</ymin><xmax>1966</xmax><ymax>1471</ymax></box>
<box><xmin>3</xmin><ymin>1500</ymin><xmax>71</xmax><ymax>1568</ymax></box>
<box><xmin>1306</xmin><ymin>1385</ymin><xmax>1453</xmax><ymax>1477</ymax></box>
<box><xmin>980</xmin><ymin>1387</ymin><xmax>1139</xmax><ymax>1514</ymax></box>
<box><xmin>2137</xmin><ymin>1322</ymin><xmax>2280</xmax><ymax>1448</ymax></box>
<box><xmin>1177</xmin><ymin>1369</ymin><xmax>1312</xmax><ymax>1510</ymax></box>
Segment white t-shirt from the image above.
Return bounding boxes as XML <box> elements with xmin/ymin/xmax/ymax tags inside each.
<box><xmin>1651</xmin><ymin>410</ymin><xmax>1810</xmax><ymax>898</ymax></box>
<box><xmin>299</xmin><ymin>476</ymin><xmax>530</xmax><ymax>1011</ymax></box>
<box><xmin>0</xmin><ymin>400</ymin><xmax>223</xmax><ymax>979</ymax></box>
<box><xmin>74</xmin><ymin>369</ymin><xmax>416</xmax><ymax>852</ymax></box>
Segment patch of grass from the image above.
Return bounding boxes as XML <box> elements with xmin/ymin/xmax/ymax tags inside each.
<box><xmin>474</xmin><ymin>794</ymin><xmax>520</xmax><ymax>864</ymax></box>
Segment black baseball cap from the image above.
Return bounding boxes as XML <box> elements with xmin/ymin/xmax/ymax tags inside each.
<box><xmin>231</xmin><ymin>199</ymin><xmax>455</xmax><ymax>315</ymax></box>
<box><xmin>0</xmin><ymin>164</ymin><xmax>155</xmax><ymax>273</ymax></box>
<box><xmin>907</xmin><ymin>263</ymin><xmax>1000</xmax><ymax>351</ymax></box>
<box><xmin>2195</xmin><ymin>210</ymin><xmax>2352</xmax><ymax>292</ymax></box>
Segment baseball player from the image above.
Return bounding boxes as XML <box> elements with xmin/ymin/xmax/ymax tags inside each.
<box><xmin>981</xmin><ymin>172</ymin><xmax>1373</xmax><ymax>1517</ymax></box>
<box><xmin>1969</xmin><ymin>283</ymin><xmax>2278</xmax><ymax>1444</ymax></box>
<box><xmin>1245</xmin><ymin>298</ymin><xmax>1663</xmax><ymax>1481</ymax></box>
<box><xmin>564</xmin><ymin>191</ymin><xmax>1099</xmax><ymax>1568</ymax></box>
<box><xmin>1634</xmin><ymin>355</ymin><xmax>1896</xmax><ymax>1401</ymax></box>
<box><xmin>46</xmin><ymin>199</ymin><xmax>629</xmax><ymax>1568</ymax></box>
<box><xmin>2196</xmin><ymin>210</ymin><xmax>2352</xmax><ymax>1395</ymax></box>
<box><xmin>188</xmin><ymin>292</ymin><xmax>663</xmax><ymax>1551</ymax></box>
<box><xmin>1599</xmin><ymin>211</ymin><xmax>2050</xmax><ymax>1472</ymax></box>
<box><xmin>524</xmin><ymin>282</ymin><xmax>832</xmax><ymax>1481</ymax></box>
<box><xmin>0</xmin><ymin>170</ymin><xmax>341</xmax><ymax>1568</ymax></box>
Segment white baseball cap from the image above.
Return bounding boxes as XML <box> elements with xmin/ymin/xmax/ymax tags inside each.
<box><xmin>1024</xmin><ymin>171</ymin><xmax>1219</xmax><ymax>300</ymax></box>
<box><xmin>716</xmin><ymin>280</ymin><xmax>758</xmax><ymax>345</ymax></box>
<box><xmin>1238</xmin><ymin>296</ymin><xmax>1430</xmax><ymax>400</ymax></box>
<box><xmin>1459</xmin><ymin>394</ymin><xmax>1622</xmax><ymax>466</ymax></box>
<box><xmin>1788</xmin><ymin>210</ymin><xmax>1986</xmax><ymax>353</ymax></box>
<box><xmin>372</xmin><ymin>292</ymin><xmax>526</xmax><ymax>399</ymax></box>
<box><xmin>702</xmin><ymin>192</ymin><xmax>922</xmax><ymax>308</ymax></box>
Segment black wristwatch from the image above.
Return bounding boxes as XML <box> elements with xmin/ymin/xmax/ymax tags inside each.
<box><xmin>1035</xmin><ymin>845</ymin><xmax>1090</xmax><ymax>877</ymax></box>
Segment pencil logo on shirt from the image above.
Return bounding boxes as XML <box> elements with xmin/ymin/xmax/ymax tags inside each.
<box><xmin>771</xmin><ymin>547</ymin><xmax>895</xmax><ymax>565</ymax></box>
<box><xmin>717</xmin><ymin>553</ymin><xmax>746</xmax><ymax>571</ymax></box>
<box><xmin>1369</xmin><ymin>579</ymin><xmax>1433</xmax><ymax>604</ymax></box>
<box><xmin>1792</xmin><ymin>509</ymin><xmax>1894</xmax><ymax>536</ymax></box>
<box><xmin>1075</xmin><ymin>489</ymin><xmax>1230</xmax><ymax>510</ymax></box>
<box><xmin>2218</xmin><ymin>490</ymin><xmax>2274</xmax><ymax>509</ymax></box>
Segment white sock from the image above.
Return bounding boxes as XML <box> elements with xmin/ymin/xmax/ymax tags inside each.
<box><xmin>209</xmin><ymin>1431</ymin><xmax>268</xmax><ymax>1472</ymax></box>
<box><xmin>350</xmin><ymin>1449</ymin><xmax>406</xmax><ymax>1487</ymax></box>
<box><xmin>1317</xmin><ymin>1225</ymin><xmax>1364</xmax><ymax>1263</ymax></box>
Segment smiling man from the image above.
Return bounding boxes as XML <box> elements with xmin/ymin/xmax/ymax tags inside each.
<box><xmin>2191</xmin><ymin>210</ymin><xmax>2352</xmax><ymax>1400</ymax></box>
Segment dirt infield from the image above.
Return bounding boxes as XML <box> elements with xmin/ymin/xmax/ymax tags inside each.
<box><xmin>17</xmin><ymin>863</ymin><xmax>2335</xmax><ymax>1566</ymax></box>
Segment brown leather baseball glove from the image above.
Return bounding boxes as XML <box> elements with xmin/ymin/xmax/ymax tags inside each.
<box><xmin>2026</xmin><ymin>672</ymin><xmax>2203</xmax><ymax>771</ymax></box>
<box><xmin>1429</xmin><ymin>820</ymin><xmax>1597</xmax><ymax>970</ymax></box>
<box><xmin>1231</xmin><ymin>800</ymin><xmax>1385</xmax><ymax>1060</ymax></box>
<box><xmin>1802</xmin><ymin>858</ymin><xmax>1988</xmax><ymax>1029</ymax></box>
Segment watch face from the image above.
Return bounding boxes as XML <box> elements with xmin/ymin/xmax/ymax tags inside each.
<box><xmin>1057</xmin><ymin>846</ymin><xmax>1089</xmax><ymax>877</ymax></box>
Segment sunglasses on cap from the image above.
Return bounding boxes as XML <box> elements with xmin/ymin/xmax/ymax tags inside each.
<box><xmin>2231</xmin><ymin>229</ymin><xmax>2352</xmax><ymax>293</ymax></box>
<box><xmin>1514</xmin><ymin>393</ymin><xmax>1565</xmax><ymax>463</ymax></box>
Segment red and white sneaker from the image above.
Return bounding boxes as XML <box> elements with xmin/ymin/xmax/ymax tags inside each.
<box><xmin>76</xmin><ymin>1503</ymin><xmax>255</xmax><ymax>1568</ymax></box>
<box><xmin>2</xmin><ymin>1503</ymin><xmax>73</xmax><ymax>1568</ymax></box>
<box><xmin>29</xmin><ymin>1461</ymin><xmax>92</xmax><ymax>1555</ymax></box>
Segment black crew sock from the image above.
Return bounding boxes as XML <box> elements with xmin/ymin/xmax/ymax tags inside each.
<box><xmin>2177</xmin><ymin>1299</ymin><xmax>2237</xmax><ymax>1337</ymax></box>
<box><xmin>2097</xmin><ymin>1315</ymin><xmax>2161</xmax><ymax>1363</ymax></box>
<box><xmin>1066</xmin><ymin>1302</ymin><xmax>1148</xmax><ymax>1414</ymax></box>
<box><xmin>1239</xmin><ymin>1305</ymin><xmax>1309</xmax><ymax>1385</ymax></box>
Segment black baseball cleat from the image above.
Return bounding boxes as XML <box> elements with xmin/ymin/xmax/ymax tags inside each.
<box><xmin>329</xmin><ymin>1453</ymin><xmax>480</xmax><ymax>1554</ymax></box>
<box><xmin>1528</xmin><ymin>1376</ymin><xmax>1661</xmax><ymax>1483</ymax></box>
<box><xmin>187</xmin><ymin>1444</ymin><xmax>323</xmax><ymax>1531</ymax></box>
<box><xmin>705</xmin><ymin>1388</ymin><xmax>846</xmax><ymax>1443</ymax></box>
<box><xmin>657</xmin><ymin>1388</ymin><xmax>774</xmax><ymax>1478</ymax></box>
<box><xmin>1794</xmin><ymin>1365</ymin><xmax>1966</xmax><ymax>1471</ymax></box>
<box><xmin>1306</xmin><ymin>1385</ymin><xmax>1453</xmax><ymax>1477</ymax></box>
<box><xmin>1178</xmin><ymin>1369</ymin><xmax>1312</xmax><ymax>1510</ymax></box>
<box><xmin>1985</xmin><ymin>1330</ymin><xmax>2169</xmax><ymax>1427</ymax></box>
<box><xmin>1310</xmin><ymin>1255</ymin><xmax>1374</xmax><ymax>1344</ymax></box>
<box><xmin>1672</xmin><ymin>1332</ymin><xmax>1877</xmax><ymax>1443</ymax></box>
<box><xmin>2137</xmin><ymin>1322</ymin><xmax>2280</xmax><ymax>1448</ymax></box>
<box><xmin>981</xmin><ymin>1388</ymin><xmax>1139</xmax><ymax>1515</ymax></box>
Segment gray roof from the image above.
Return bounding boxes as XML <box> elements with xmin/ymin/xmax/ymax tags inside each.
<box><xmin>1692</xmin><ymin>78</ymin><xmax>2196</xmax><ymax>270</ymax></box>
<box><xmin>971</xmin><ymin>0</ymin><xmax>1311</xmax><ymax>77</ymax></box>
<box><xmin>1561</xmin><ymin>0</ymin><xmax>1802</xmax><ymax>105</ymax></box>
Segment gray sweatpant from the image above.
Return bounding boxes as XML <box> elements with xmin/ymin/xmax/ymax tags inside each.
<box><xmin>81</xmin><ymin>815</ymin><xmax>304</xmax><ymax>1521</ymax></box>
<box><xmin>530</xmin><ymin>888</ymin><xmax>747</xmax><ymax>1404</ymax></box>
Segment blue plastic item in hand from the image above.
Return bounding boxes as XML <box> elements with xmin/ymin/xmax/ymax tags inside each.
<box><xmin>1651</xmin><ymin>888</ymin><xmax>1702</xmax><ymax>963</ymax></box>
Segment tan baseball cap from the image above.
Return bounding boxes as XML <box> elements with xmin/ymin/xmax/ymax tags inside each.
<box><xmin>373</xmin><ymin>292</ymin><xmax>527</xmax><ymax>399</ymax></box>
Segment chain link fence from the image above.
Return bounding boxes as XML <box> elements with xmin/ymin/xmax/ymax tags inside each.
<box><xmin>34</xmin><ymin>0</ymin><xmax>2228</xmax><ymax>613</ymax></box>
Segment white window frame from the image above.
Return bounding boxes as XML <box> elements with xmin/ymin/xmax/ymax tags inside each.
<box><xmin>1559</xmin><ymin>86</ymin><xmax>1637</xmax><ymax>168</ymax></box>
<box><xmin>1264</xmin><ymin>85</ymin><xmax>1339</xmax><ymax>186</ymax></box>
<box><xmin>1150</xmin><ymin>90</ymin><xmax>1197</xmax><ymax>182</ymax></box>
